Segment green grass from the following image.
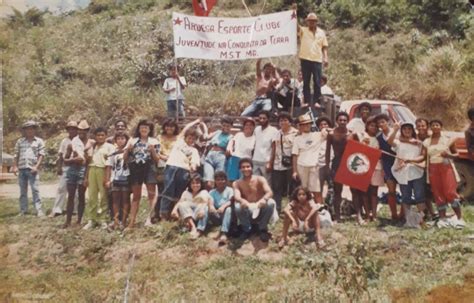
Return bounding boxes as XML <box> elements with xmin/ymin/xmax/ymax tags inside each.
<box><xmin>0</xmin><ymin>197</ymin><xmax>473</xmax><ymax>301</ymax></box>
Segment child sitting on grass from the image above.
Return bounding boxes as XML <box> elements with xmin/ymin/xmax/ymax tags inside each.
<box><xmin>105</xmin><ymin>133</ymin><xmax>131</xmax><ymax>230</ymax></box>
<box><xmin>279</xmin><ymin>186</ymin><xmax>325</xmax><ymax>250</ymax></box>
<box><xmin>208</xmin><ymin>171</ymin><xmax>234</xmax><ymax>245</ymax></box>
<box><xmin>172</xmin><ymin>174</ymin><xmax>213</xmax><ymax>239</ymax></box>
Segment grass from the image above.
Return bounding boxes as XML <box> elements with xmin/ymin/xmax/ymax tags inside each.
<box><xmin>0</xmin><ymin>196</ymin><xmax>473</xmax><ymax>302</ymax></box>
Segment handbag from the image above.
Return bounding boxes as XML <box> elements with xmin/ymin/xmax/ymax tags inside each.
<box><xmin>280</xmin><ymin>133</ymin><xmax>292</xmax><ymax>167</ymax></box>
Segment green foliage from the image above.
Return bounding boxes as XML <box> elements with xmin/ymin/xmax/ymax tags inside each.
<box><xmin>7</xmin><ymin>8</ymin><xmax>47</xmax><ymax>29</ymax></box>
<box><xmin>407</xmin><ymin>0</ymin><xmax>472</xmax><ymax>39</ymax></box>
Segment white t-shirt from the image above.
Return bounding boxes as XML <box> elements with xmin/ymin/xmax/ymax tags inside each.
<box><xmin>252</xmin><ymin>125</ymin><xmax>279</xmax><ymax>163</ymax></box>
<box><xmin>59</xmin><ymin>137</ymin><xmax>73</xmax><ymax>166</ymax></box>
<box><xmin>163</xmin><ymin>77</ymin><xmax>187</xmax><ymax>100</ymax></box>
<box><xmin>71</xmin><ymin>136</ymin><xmax>85</xmax><ymax>160</ymax></box>
<box><xmin>273</xmin><ymin>128</ymin><xmax>298</xmax><ymax>171</ymax></box>
<box><xmin>180</xmin><ymin>190</ymin><xmax>212</xmax><ymax>205</ymax></box>
<box><xmin>317</xmin><ymin>129</ymin><xmax>332</xmax><ymax>167</ymax></box>
<box><xmin>321</xmin><ymin>85</ymin><xmax>334</xmax><ymax>96</ymax></box>
<box><xmin>391</xmin><ymin>140</ymin><xmax>424</xmax><ymax>185</ymax></box>
<box><xmin>361</xmin><ymin>132</ymin><xmax>382</xmax><ymax>170</ymax></box>
<box><xmin>347</xmin><ymin>117</ymin><xmax>365</xmax><ymax>134</ymax></box>
<box><xmin>166</xmin><ymin>138</ymin><xmax>200</xmax><ymax>171</ymax></box>
<box><xmin>228</xmin><ymin>132</ymin><xmax>255</xmax><ymax>158</ymax></box>
<box><xmin>276</xmin><ymin>79</ymin><xmax>298</xmax><ymax>98</ymax></box>
<box><xmin>292</xmin><ymin>131</ymin><xmax>324</xmax><ymax>167</ymax></box>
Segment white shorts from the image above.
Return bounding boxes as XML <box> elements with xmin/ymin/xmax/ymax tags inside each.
<box><xmin>297</xmin><ymin>165</ymin><xmax>320</xmax><ymax>192</ymax></box>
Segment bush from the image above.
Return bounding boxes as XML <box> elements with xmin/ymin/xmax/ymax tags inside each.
<box><xmin>407</xmin><ymin>0</ymin><xmax>472</xmax><ymax>39</ymax></box>
<box><xmin>7</xmin><ymin>8</ymin><xmax>46</xmax><ymax>28</ymax></box>
<box><xmin>329</xmin><ymin>0</ymin><xmax>357</xmax><ymax>28</ymax></box>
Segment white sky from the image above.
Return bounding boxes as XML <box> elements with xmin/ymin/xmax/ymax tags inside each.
<box><xmin>1</xmin><ymin>0</ymin><xmax>90</xmax><ymax>17</ymax></box>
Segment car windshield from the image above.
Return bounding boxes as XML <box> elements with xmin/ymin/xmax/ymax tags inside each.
<box><xmin>394</xmin><ymin>105</ymin><xmax>416</xmax><ymax>124</ymax></box>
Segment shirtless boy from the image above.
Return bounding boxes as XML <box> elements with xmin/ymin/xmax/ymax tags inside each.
<box><xmin>233</xmin><ymin>158</ymin><xmax>276</xmax><ymax>242</ymax></box>
<box><xmin>325</xmin><ymin>112</ymin><xmax>352</xmax><ymax>222</ymax></box>
<box><xmin>241</xmin><ymin>59</ymin><xmax>280</xmax><ymax>117</ymax></box>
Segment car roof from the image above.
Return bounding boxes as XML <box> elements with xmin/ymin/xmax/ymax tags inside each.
<box><xmin>341</xmin><ymin>99</ymin><xmax>405</xmax><ymax>107</ymax></box>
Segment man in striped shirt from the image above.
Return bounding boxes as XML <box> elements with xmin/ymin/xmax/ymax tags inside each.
<box><xmin>12</xmin><ymin>121</ymin><xmax>45</xmax><ymax>216</ymax></box>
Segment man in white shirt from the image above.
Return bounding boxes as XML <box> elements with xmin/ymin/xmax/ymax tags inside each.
<box><xmin>252</xmin><ymin>111</ymin><xmax>279</xmax><ymax>184</ymax></box>
<box><xmin>275</xmin><ymin>70</ymin><xmax>301</xmax><ymax>112</ymax></box>
<box><xmin>292</xmin><ymin>114</ymin><xmax>325</xmax><ymax>203</ymax></box>
<box><xmin>163</xmin><ymin>65</ymin><xmax>187</xmax><ymax>118</ymax></box>
<box><xmin>321</xmin><ymin>75</ymin><xmax>334</xmax><ymax>97</ymax></box>
<box><xmin>347</xmin><ymin>102</ymin><xmax>372</xmax><ymax>134</ymax></box>
<box><xmin>49</xmin><ymin>121</ymin><xmax>78</xmax><ymax>217</ymax></box>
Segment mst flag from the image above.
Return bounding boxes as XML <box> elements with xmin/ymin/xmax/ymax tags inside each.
<box><xmin>173</xmin><ymin>10</ymin><xmax>297</xmax><ymax>60</ymax></box>
<box><xmin>192</xmin><ymin>0</ymin><xmax>217</xmax><ymax>17</ymax></box>
<box><xmin>334</xmin><ymin>139</ymin><xmax>382</xmax><ymax>192</ymax></box>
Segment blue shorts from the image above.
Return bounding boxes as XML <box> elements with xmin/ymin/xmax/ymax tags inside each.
<box><xmin>66</xmin><ymin>166</ymin><xmax>86</xmax><ymax>185</ymax></box>
<box><xmin>226</xmin><ymin>156</ymin><xmax>241</xmax><ymax>181</ymax></box>
<box><xmin>399</xmin><ymin>177</ymin><xmax>426</xmax><ymax>205</ymax></box>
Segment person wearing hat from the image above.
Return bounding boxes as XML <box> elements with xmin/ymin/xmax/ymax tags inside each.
<box><xmin>49</xmin><ymin>121</ymin><xmax>79</xmax><ymax>218</ymax></box>
<box><xmin>297</xmin><ymin>11</ymin><xmax>329</xmax><ymax>107</ymax></box>
<box><xmin>386</xmin><ymin>122</ymin><xmax>427</xmax><ymax>228</ymax></box>
<box><xmin>226</xmin><ymin>118</ymin><xmax>256</xmax><ymax>182</ymax></box>
<box><xmin>63</xmin><ymin>120</ymin><xmax>92</xmax><ymax>228</ymax></box>
<box><xmin>12</xmin><ymin>120</ymin><xmax>45</xmax><ymax>217</ymax></box>
<box><xmin>292</xmin><ymin>113</ymin><xmax>326</xmax><ymax>204</ymax></box>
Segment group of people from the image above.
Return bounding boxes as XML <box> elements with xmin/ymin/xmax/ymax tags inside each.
<box><xmin>12</xmin><ymin>105</ymin><xmax>473</xmax><ymax>250</ymax></box>
<box><xmin>10</xmin><ymin>8</ymin><xmax>473</xmax><ymax>249</ymax></box>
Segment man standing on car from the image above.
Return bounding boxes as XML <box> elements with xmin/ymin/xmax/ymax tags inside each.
<box><xmin>297</xmin><ymin>11</ymin><xmax>329</xmax><ymax>108</ymax></box>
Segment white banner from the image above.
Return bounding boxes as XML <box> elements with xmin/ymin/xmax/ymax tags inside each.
<box><xmin>172</xmin><ymin>10</ymin><xmax>297</xmax><ymax>60</ymax></box>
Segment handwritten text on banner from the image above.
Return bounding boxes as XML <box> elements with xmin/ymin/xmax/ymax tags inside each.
<box><xmin>173</xmin><ymin>10</ymin><xmax>297</xmax><ymax>60</ymax></box>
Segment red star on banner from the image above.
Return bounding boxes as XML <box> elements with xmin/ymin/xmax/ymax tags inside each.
<box><xmin>291</xmin><ymin>11</ymin><xmax>297</xmax><ymax>19</ymax></box>
<box><xmin>173</xmin><ymin>17</ymin><xmax>183</xmax><ymax>25</ymax></box>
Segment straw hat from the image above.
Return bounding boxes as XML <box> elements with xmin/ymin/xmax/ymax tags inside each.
<box><xmin>22</xmin><ymin>120</ymin><xmax>38</xmax><ymax>129</ymax></box>
<box><xmin>66</xmin><ymin>121</ymin><xmax>78</xmax><ymax>129</ymax></box>
<box><xmin>305</xmin><ymin>13</ymin><xmax>318</xmax><ymax>21</ymax></box>
<box><xmin>77</xmin><ymin>120</ymin><xmax>90</xmax><ymax>130</ymax></box>
<box><xmin>298</xmin><ymin>114</ymin><xmax>312</xmax><ymax>125</ymax></box>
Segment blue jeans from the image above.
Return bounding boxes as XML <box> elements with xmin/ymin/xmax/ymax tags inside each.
<box><xmin>203</xmin><ymin>151</ymin><xmax>227</xmax><ymax>181</ymax></box>
<box><xmin>234</xmin><ymin>199</ymin><xmax>276</xmax><ymax>232</ymax></box>
<box><xmin>208</xmin><ymin>207</ymin><xmax>232</xmax><ymax>233</ymax></box>
<box><xmin>160</xmin><ymin>165</ymin><xmax>190</xmax><ymax>214</ymax></box>
<box><xmin>178</xmin><ymin>202</ymin><xmax>208</xmax><ymax>232</ymax></box>
<box><xmin>241</xmin><ymin>98</ymin><xmax>272</xmax><ymax>117</ymax></box>
<box><xmin>300</xmin><ymin>59</ymin><xmax>322</xmax><ymax>106</ymax></box>
<box><xmin>400</xmin><ymin>177</ymin><xmax>426</xmax><ymax>205</ymax></box>
<box><xmin>167</xmin><ymin>99</ymin><xmax>185</xmax><ymax>118</ymax></box>
<box><xmin>18</xmin><ymin>168</ymin><xmax>42</xmax><ymax>213</ymax></box>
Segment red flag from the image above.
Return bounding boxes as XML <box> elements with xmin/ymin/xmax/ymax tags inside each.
<box><xmin>334</xmin><ymin>139</ymin><xmax>382</xmax><ymax>192</ymax></box>
<box><xmin>192</xmin><ymin>0</ymin><xmax>217</xmax><ymax>17</ymax></box>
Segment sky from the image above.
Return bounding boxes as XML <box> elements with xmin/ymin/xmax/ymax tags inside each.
<box><xmin>1</xmin><ymin>0</ymin><xmax>90</xmax><ymax>17</ymax></box>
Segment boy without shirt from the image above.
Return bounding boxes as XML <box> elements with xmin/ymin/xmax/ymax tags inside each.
<box><xmin>325</xmin><ymin>112</ymin><xmax>352</xmax><ymax>222</ymax></box>
<box><xmin>241</xmin><ymin>59</ymin><xmax>280</xmax><ymax>117</ymax></box>
<box><xmin>233</xmin><ymin>158</ymin><xmax>276</xmax><ymax>242</ymax></box>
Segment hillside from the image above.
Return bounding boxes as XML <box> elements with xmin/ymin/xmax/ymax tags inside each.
<box><xmin>1</xmin><ymin>0</ymin><xmax>473</xmax><ymax>165</ymax></box>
